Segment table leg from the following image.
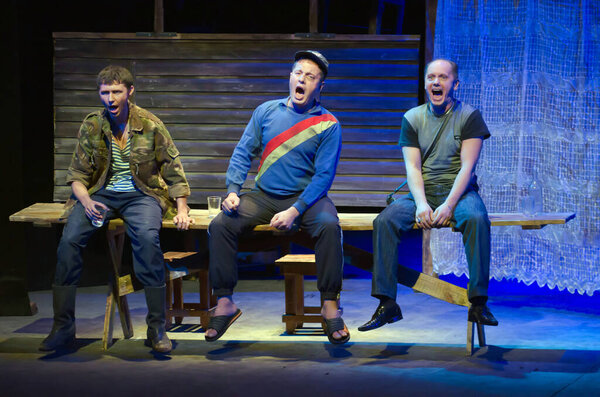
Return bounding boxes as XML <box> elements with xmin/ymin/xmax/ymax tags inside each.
<box><xmin>102</xmin><ymin>225</ymin><xmax>133</xmax><ymax>350</ymax></box>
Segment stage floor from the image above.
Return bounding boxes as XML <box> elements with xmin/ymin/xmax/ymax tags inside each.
<box><xmin>1</xmin><ymin>278</ymin><xmax>599</xmax><ymax>396</ymax></box>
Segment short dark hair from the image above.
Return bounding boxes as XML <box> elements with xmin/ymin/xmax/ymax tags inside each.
<box><xmin>424</xmin><ymin>58</ymin><xmax>459</xmax><ymax>80</ymax></box>
<box><xmin>96</xmin><ymin>65</ymin><xmax>134</xmax><ymax>89</ymax></box>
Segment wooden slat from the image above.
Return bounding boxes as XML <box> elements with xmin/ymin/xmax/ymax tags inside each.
<box><xmin>51</xmin><ymin>186</ymin><xmax>401</xmax><ymax>207</ymax></box>
<box><xmin>55</xmin><ymin>41</ymin><xmax>420</xmax><ymax>61</ymax></box>
<box><xmin>136</xmin><ymin>77</ymin><xmax>419</xmax><ymax>95</ymax></box>
<box><xmin>55</xmin><ymin>122</ymin><xmax>401</xmax><ymax>143</ymax></box>
<box><xmin>53</xmin><ymin>32</ymin><xmax>421</xmax><ymax>42</ymax></box>
<box><xmin>54</xmin><ymin>169</ymin><xmax>405</xmax><ymax>192</ymax></box>
<box><xmin>56</xmin><ymin>74</ymin><xmax>418</xmax><ymax>94</ymax></box>
<box><xmin>55</xmin><ymin>59</ymin><xmax>420</xmax><ymax>78</ymax></box>
<box><xmin>55</xmin><ymin>138</ymin><xmax>403</xmax><ymax>159</ymax></box>
<box><xmin>55</xmin><ymin>90</ymin><xmax>417</xmax><ymax>111</ymax></box>
<box><xmin>54</xmin><ymin>155</ymin><xmax>405</xmax><ymax>176</ymax></box>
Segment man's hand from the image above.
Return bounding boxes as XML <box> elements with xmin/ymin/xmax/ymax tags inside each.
<box><xmin>222</xmin><ymin>193</ymin><xmax>240</xmax><ymax>214</ymax></box>
<box><xmin>82</xmin><ymin>199</ymin><xmax>109</xmax><ymax>222</ymax></box>
<box><xmin>173</xmin><ymin>196</ymin><xmax>193</xmax><ymax>230</ymax></box>
<box><xmin>270</xmin><ymin>207</ymin><xmax>300</xmax><ymax>231</ymax></box>
<box><xmin>173</xmin><ymin>212</ymin><xmax>193</xmax><ymax>231</ymax></box>
<box><xmin>414</xmin><ymin>202</ymin><xmax>434</xmax><ymax>229</ymax></box>
<box><xmin>432</xmin><ymin>202</ymin><xmax>453</xmax><ymax>227</ymax></box>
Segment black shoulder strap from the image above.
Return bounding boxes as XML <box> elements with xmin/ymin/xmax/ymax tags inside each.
<box><xmin>386</xmin><ymin>105</ymin><xmax>454</xmax><ymax>205</ymax></box>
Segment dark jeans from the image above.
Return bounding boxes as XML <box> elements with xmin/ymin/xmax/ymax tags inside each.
<box><xmin>372</xmin><ymin>185</ymin><xmax>491</xmax><ymax>301</ymax></box>
<box><xmin>54</xmin><ymin>189</ymin><xmax>165</xmax><ymax>287</ymax></box>
<box><xmin>208</xmin><ymin>190</ymin><xmax>343</xmax><ymax>300</ymax></box>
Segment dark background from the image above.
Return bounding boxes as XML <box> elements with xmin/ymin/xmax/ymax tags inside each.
<box><xmin>2</xmin><ymin>0</ymin><xmax>426</xmax><ymax>293</ymax></box>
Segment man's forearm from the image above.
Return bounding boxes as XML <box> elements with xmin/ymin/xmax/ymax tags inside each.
<box><xmin>406</xmin><ymin>169</ymin><xmax>428</xmax><ymax>206</ymax></box>
<box><xmin>71</xmin><ymin>181</ymin><xmax>92</xmax><ymax>206</ymax></box>
<box><xmin>175</xmin><ymin>196</ymin><xmax>188</xmax><ymax>214</ymax></box>
<box><xmin>444</xmin><ymin>169</ymin><xmax>472</xmax><ymax>209</ymax></box>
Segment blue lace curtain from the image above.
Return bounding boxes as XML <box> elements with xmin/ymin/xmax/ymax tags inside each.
<box><xmin>431</xmin><ymin>0</ymin><xmax>600</xmax><ymax>295</ymax></box>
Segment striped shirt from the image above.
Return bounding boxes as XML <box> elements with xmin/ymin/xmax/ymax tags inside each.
<box><xmin>106</xmin><ymin>135</ymin><xmax>136</xmax><ymax>192</ymax></box>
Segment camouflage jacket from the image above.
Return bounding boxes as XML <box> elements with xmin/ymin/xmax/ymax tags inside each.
<box><xmin>64</xmin><ymin>103</ymin><xmax>191</xmax><ymax>219</ymax></box>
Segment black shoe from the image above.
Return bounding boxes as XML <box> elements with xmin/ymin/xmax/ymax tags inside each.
<box><xmin>358</xmin><ymin>302</ymin><xmax>402</xmax><ymax>332</ymax></box>
<box><xmin>39</xmin><ymin>328</ymin><xmax>75</xmax><ymax>351</ymax></box>
<box><xmin>468</xmin><ymin>304</ymin><xmax>498</xmax><ymax>326</ymax></box>
<box><xmin>145</xmin><ymin>328</ymin><xmax>172</xmax><ymax>353</ymax></box>
<box><xmin>144</xmin><ymin>285</ymin><xmax>172</xmax><ymax>353</ymax></box>
<box><xmin>39</xmin><ymin>285</ymin><xmax>77</xmax><ymax>351</ymax></box>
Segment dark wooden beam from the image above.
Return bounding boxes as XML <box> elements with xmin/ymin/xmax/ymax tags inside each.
<box><xmin>154</xmin><ymin>0</ymin><xmax>164</xmax><ymax>33</ymax></box>
<box><xmin>309</xmin><ymin>0</ymin><xmax>319</xmax><ymax>33</ymax></box>
<box><xmin>425</xmin><ymin>0</ymin><xmax>438</xmax><ymax>65</ymax></box>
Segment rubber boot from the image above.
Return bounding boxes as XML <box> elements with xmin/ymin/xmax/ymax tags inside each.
<box><xmin>39</xmin><ymin>285</ymin><xmax>77</xmax><ymax>351</ymax></box>
<box><xmin>143</xmin><ymin>285</ymin><xmax>172</xmax><ymax>353</ymax></box>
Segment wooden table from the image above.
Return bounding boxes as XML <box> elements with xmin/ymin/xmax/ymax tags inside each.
<box><xmin>10</xmin><ymin>203</ymin><xmax>575</xmax><ymax>353</ymax></box>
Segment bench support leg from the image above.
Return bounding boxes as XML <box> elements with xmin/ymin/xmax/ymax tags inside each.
<box><xmin>466</xmin><ymin>320</ymin><xmax>486</xmax><ymax>355</ymax></box>
<box><xmin>103</xmin><ymin>226</ymin><xmax>133</xmax><ymax>350</ymax></box>
<box><xmin>284</xmin><ymin>273</ymin><xmax>305</xmax><ymax>333</ymax></box>
<box><xmin>198</xmin><ymin>269</ymin><xmax>214</xmax><ymax>329</ymax></box>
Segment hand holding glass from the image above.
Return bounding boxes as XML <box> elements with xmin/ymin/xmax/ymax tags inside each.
<box><xmin>91</xmin><ymin>205</ymin><xmax>108</xmax><ymax>227</ymax></box>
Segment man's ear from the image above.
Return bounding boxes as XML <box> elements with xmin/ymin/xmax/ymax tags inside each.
<box><xmin>128</xmin><ymin>85</ymin><xmax>135</xmax><ymax>97</ymax></box>
<box><xmin>454</xmin><ymin>79</ymin><xmax>459</xmax><ymax>90</ymax></box>
<box><xmin>319</xmin><ymin>80</ymin><xmax>325</xmax><ymax>93</ymax></box>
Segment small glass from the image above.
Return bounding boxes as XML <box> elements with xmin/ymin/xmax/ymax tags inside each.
<box><xmin>91</xmin><ymin>206</ymin><xmax>108</xmax><ymax>228</ymax></box>
<box><xmin>207</xmin><ymin>196</ymin><xmax>222</xmax><ymax>218</ymax></box>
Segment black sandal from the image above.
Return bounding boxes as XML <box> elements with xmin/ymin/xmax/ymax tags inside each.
<box><xmin>205</xmin><ymin>309</ymin><xmax>242</xmax><ymax>342</ymax></box>
<box><xmin>323</xmin><ymin>316</ymin><xmax>350</xmax><ymax>345</ymax></box>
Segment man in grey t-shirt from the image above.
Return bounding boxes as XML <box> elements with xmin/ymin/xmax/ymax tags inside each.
<box><xmin>359</xmin><ymin>59</ymin><xmax>498</xmax><ymax>332</ymax></box>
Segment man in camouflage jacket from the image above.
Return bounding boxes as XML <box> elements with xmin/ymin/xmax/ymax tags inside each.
<box><xmin>40</xmin><ymin>65</ymin><xmax>191</xmax><ymax>354</ymax></box>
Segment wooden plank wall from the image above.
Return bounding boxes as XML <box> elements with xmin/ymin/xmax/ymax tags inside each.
<box><xmin>53</xmin><ymin>33</ymin><xmax>419</xmax><ymax>209</ymax></box>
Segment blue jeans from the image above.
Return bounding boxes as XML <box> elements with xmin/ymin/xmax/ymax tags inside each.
<box><xmin>372</xmin><ymin>185</ymin><xmax>491</xmax><ymax>301</ymax></box>
<box><xmin>54</xmin><ymin>189</ymin><xmax>165</xmax><ymax>287</ymax></box>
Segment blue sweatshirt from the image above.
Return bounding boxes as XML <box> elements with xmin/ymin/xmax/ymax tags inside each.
<box><xmin>226</xmin><ymin>98</ymin><xmax>342</xmax><ymax>214</ymax></box>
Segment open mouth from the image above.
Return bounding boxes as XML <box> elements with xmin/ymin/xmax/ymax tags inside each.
<box><xmin>295</xmin><ymin>86</ymin><xmax>305</xmax><ymax>98</ymax></box>
<box><xmin>108</xmin><ymin>105</ymin><xmax>119</xmax><ymax>112</ymax></box>
<box><xmin>431</xmin><ymin>89</ymin><xmax>443</xmax><ymax>99</ymax></box>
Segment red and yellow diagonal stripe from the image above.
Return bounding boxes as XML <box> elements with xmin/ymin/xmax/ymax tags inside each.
<box><xmin>255</xmin><ymin>114</ymin><xmax>338</xmax><ymax>182</ymax></box>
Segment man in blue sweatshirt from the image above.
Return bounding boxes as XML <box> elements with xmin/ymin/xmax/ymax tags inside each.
<box><xmin>206</xmin><ymin>51</ymin><xmax>348</xmax><ymax>344</ymax></box>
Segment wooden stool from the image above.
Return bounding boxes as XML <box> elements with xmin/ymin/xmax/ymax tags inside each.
<box><xmin>163</xmin><ymin>251</ymin><xmax>216</xmax><ymax>329</ymax></box>
<box><xmin>275</xmin><ymin>254</ymin><xmax>330</xmax><ymax>334</ymax></box>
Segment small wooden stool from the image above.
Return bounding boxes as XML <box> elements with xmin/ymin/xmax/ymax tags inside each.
<box><xmin>275</xmin><ymin>254</ymin><xmax>331</xmax><ymax>334</ymax></box>
<box><xmin>163</xmin><ymin>251</ymin><xmax>216</xmax><ymax>329</ymax></box>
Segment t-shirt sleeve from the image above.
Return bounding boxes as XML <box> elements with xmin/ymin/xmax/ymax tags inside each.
<box><xmin>398</xmin><ymin>116</ymin><xmax>419</xmax><ymax>148</ymax></box>
<box><xmin>462</xmin><ymin>109</ymin><xmax>491</xmax><ymax>140</ymax></box>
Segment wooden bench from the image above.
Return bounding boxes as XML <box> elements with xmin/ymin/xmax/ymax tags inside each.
<box><xmin>10</xmin><ymin>203</ymin><xmax>575</xmax><ymax>353</ymax></box>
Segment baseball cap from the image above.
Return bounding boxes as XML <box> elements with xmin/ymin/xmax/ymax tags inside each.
<box><xmin>294</xmin><ymin>50</ymin><xmax>329</xmax><ymax>78</ymax></box>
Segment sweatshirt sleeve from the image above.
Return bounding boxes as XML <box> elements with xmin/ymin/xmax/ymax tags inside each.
<box><xmin>225</xmin><ymin>106</ymin><xmax>264</xmax><ymax>195</ymax></box>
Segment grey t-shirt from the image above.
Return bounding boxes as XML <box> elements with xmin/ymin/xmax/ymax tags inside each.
<box><xmin>398</xmin><ymin>100</ymin><xmax>490</xmax><ymax>188</ymax></box>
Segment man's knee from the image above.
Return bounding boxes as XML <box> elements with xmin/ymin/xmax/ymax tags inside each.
<box><xmin>136</xmin><ymin>228</ymin><xmax>160</xmax><ymax>248</ymax></box>
<box><xmin>320</xmin><ymin>217</ymin><xmax>341</xmax><ymax>237</ymax></box>
<box><xmin>465</xmin><ymin>211</ymin><xmax>490</xmax><ymax>228</ymax></box>
<box><xmin>208</xmin><ymin>213</ymin><xmax>234</xmax><ymax>237</ymax></box>
<box><xmin>373</xmin><ymin>210</ymin><xmax>393</xmax><ymax>231</ymax></box>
